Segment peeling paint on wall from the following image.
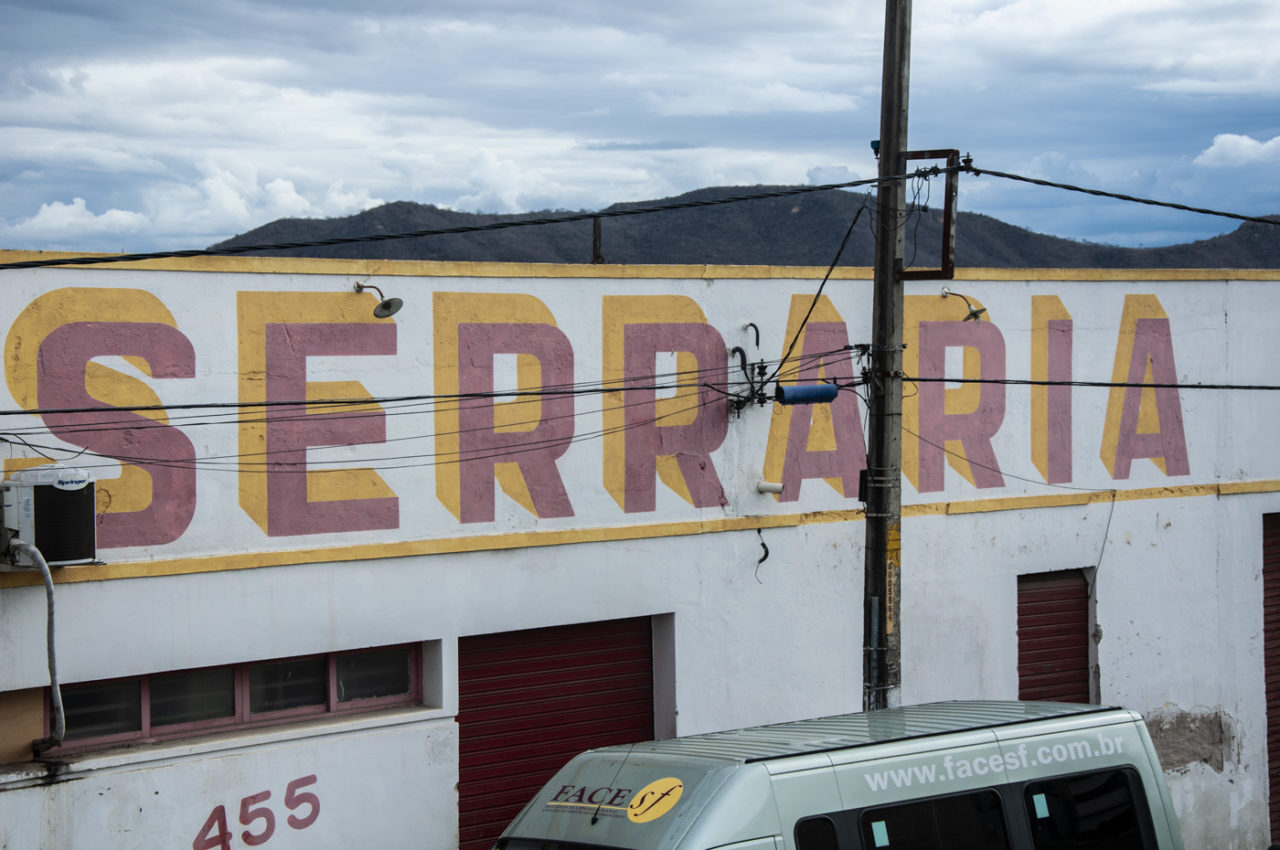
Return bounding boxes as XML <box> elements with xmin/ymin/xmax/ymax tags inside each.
<box><xmin>1144</xmin><ymin>708</ymin><xmax>1230</xmax><ymax>772</ymax></box>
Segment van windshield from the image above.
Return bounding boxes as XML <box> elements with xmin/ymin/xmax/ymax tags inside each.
<box><xmin>498</xmin><ymin>841</ymin><xmax>624</xmax><ymax>850</ymax></box>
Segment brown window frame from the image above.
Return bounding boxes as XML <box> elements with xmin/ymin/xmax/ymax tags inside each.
<box><xmin>45</xmin><ymin>643</ymin><xmax>421</xmax><ymax>754</ymax></box>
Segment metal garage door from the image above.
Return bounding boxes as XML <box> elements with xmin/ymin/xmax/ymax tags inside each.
<box><xmin>1263</xmin><ymin>514</ymin><xmax>1280</xmax><ymax>839</ymax></box>
<box><xmin>457</xmin><ymin>617</ymin><xmax>654</xmax><ymax>850</ymax></box>
<box><xmin>1017</xmin><ymin>570</ymin><xmax>1091</xmax><ymax>703</ymax></box>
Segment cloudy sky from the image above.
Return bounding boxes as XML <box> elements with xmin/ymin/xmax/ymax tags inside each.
<box><xmin>2</xmin><ymin>0</ymin><xmax>1277</xmax><ymax>254</ymax></box>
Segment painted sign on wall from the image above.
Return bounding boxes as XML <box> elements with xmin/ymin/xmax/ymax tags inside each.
<box><xmin>0</xmin><ymin>265</ymin><xmax>1245</xmax><ymax>567</ymax></box>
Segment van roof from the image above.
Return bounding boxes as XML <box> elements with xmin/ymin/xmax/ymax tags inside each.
<box><xmin>603</xmin><ymin>701</ymin><xmax>1124</xmax><ymax>764</ymax></box>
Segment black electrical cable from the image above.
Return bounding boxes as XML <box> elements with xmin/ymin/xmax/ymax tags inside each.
<box><xmin>5</xmin><ymin>160</ymin><xmax>1273</xmax><ymax>275</ymax></box>
<box><xmin>962</xmin><ymin>160</ymin><xmax>1280</xmax><ymax>229</ymax></box>
<box><xmin>0</xmin><ymin>346</ymin><xmax>855</xmax><ymax>427</ymax></box>
<box><xmin>0</xmin><ymin>383</ymin><xmax>706</xmax><ymax>418</ymax></box>
<box><xmin>0</xmin><ymin>347</ymin><xmax>862</xmax><ymax>474</ymax></box>
<box><xmin>904</xmin><ymin>376</ymin><xmax>1280</xmax><ymax>391</ymax></box>
<box><xmin>0</xmin><ymin>175</ymin><xmax>922</xmax><ymax>271</ymax></box>
<box><xmin>5</xmin><ymin>384</ymin><xmax>731</xmax><ymax>475</ymax></box>
<box><xmin>766</xmin><ymin>200</ymin><xmax>870</xmax><ymax>387</ymax></box>
<box><xmin>901</xmin><ymin>423</ymin><xmax>1126</xmax><ymax>494</ymax></box>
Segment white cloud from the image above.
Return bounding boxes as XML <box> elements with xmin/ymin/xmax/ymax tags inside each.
<box><xmin>0</xmin><ymin>164</ymin><xmax>392</xmax><ymax>252</ymax></box>
<box><xmin>646</xmin><ymin>81</ymin><xmax>857</xmax><ymax>118</ymax></box>
<box><xmin>3</xmin><ymin>198</ymin><xmax>149</xmax><ymax>243</ymax></box>
<box><xmin>323</xmin><ymin>183</ymin><xmax>385</xmax><ymax>215</ymax></box>
<box><xmin>917</xmin><ymin>0</ymin><xmax>1280</xmax><ymax>95</ymax></box>
<box><xmin>1</xmin><ymin>0</ymin><xmax>1277</xmax><ymax>251</ymax></box>
<box><xmin>137</xmin><ymin>164</ymin><xmax>391</xmax><ymax>239</ymax></box>
<box><xmin>262</xmin><ymin>179</ymin><xmax>314</xmax><ymax>218</ymax></box>
<box><xmin>1194</xmin><ymin>134</ymin><xmax>1280</xmax><ymax>167</ymax></box>
<box><xmin>807</xmin><ymin>166</ymin><xmax>866</xmax><ymax>186</ymax></box>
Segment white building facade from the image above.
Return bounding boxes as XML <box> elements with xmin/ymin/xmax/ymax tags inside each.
<box><xmin>0</xmin><ymin>255</ymin><xmax>1275</xmax><ymax>849</ymax></box>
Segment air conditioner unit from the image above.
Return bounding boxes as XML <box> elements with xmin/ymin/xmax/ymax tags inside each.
<box><xmin>2</xmin><ymin>466</ymin><xmax>96</xmax><ymax>570</ymax></box>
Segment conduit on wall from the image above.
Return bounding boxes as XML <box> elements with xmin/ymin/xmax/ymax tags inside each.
<box><xmin>9</xmin><ymin>540</ymin><xmax>65</xmax><ymax>754</ymax></box>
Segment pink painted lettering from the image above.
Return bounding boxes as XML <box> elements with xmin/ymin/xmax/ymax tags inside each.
<box><xmin>1110</xmin><ymin>317</ymin><xmax>1190</xmax><ymax>479</ymax></box>
<box><xmin>917</xmin><ymin>320</ymin><xmax>1007</xmax><ymax>492</ymax></box>
<box><xmin>455</xmin><ymin>323</ymin><xmax>574</xmax><ymax>523</ymax></box>
<box><xmin>263</xmin><ymin>322</ymin><xmax>397</xmax><ymax>535</ymax></box>
<box><xmin>621</xmin><ymin>323</ymin><xmax>728</xmax><ymax>512</ymax></box>
<box><xmin>777</xmin><ymin>322</ymin><xmax>867</xmax><ymax>501</ymax></box>
<box><xmin>38</xmin><ymin>322</ymin><xmax>196</xmax><ymax>547</ymax></box>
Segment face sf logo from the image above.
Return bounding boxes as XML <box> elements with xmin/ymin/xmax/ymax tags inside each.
<box><xmin>627</xmin><ymin>778</ymin><xmax>684</xmax><ymax>823</ymax></box>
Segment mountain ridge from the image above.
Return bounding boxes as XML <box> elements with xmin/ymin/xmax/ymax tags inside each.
<box><xmin>210</xmin><ymin>185</ymin><xmax>1280</xmax><ymax>269</ymax></box>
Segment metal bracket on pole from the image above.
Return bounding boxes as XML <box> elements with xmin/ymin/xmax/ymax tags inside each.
<box><xmin>900</xmin><ymin>149</ymin><xmax>960</xmax><ymax>281</ymax></box>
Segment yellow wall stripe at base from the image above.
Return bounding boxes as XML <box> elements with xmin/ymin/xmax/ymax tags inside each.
<box><xmin>1</xmin><ymin>479</ymin><xmax>1278</xmax><ymax>587</ymax></box>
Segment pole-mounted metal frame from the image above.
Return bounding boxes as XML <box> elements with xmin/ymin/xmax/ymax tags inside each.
<box><xmin>900</xmin><ymin>148</ymin><xmax>960</xmax><ymax>282</ymax></box>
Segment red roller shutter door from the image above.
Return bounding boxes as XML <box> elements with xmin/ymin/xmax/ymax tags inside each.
<box><xmin>1263</xmin><ymin>514</ymin><xmax>1280</xmax><ymax>839</ymax></box>
<box><xmin>1017</xmin><ymin>570</ymin><xmax>1091</xmax><ymax>703</ymax></box>
<box><xmin>457</xmin><ymin>617</ymin><xmax>654</xmax><ymax>850</ymax></box>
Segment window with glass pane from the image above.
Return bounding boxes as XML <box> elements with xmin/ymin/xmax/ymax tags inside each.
<box><xmin>248</xmin><ymin>656</ymin><xmax>328</xmax><ymax>713</ymax></box>
<box><xmin>50</xmin><ymin>643</ymin><xmax>419</xmax><ymax>752</ymax></box>
<box><xmin>860</xmin><ymin>789</ymin><xmax>1010</xmax><ymax>850</ymax></box>
<box><xmin>1024</xmin><ymin>769</ymin><xmax>1151</xmax><ymax>849</ymax></box>
<box><xmin>151</xmin><ymin>667</ymin><xmax>236</xmax><ymax>726</ymax></box>
<box><xmin>337</xmin><ymin>646</ymin><xmax>411</xmax><ymax>702</ymax></box>
<box><xmin>63</xmin><ymin>679</ymin><xmax>142</xmax><ymax>739</ymax></box>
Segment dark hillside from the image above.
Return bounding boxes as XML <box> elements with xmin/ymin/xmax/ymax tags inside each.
<box><xmin>211</xmin><ymin>186</ymin><xmax>1280</xmax><ymax>269</ymax></box>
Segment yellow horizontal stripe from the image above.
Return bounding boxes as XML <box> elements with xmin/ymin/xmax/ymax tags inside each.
<box><xmin>0</xmin><ymin>251</ymin><xmax>873</xmax><ymax>280</ymax></box>
<box><xmin>2</xmin><ymin>479</ymin><xmax>1277</xmax><ymax>587</ymax></box>
<box><xmin>905</xmin><ymin>482</ymin><xmax>1225</xmax><ymax>517</ymax></box>
<box><xmin>5</xmin><ymin>251</ymin><xmax>1277</xmax><ymax>282</ymax></box>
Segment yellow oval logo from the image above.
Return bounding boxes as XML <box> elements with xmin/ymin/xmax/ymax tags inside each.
<box><xmin>627</xmin><ymin>777</ymin><xmax>684</xmax><ymax>823</ymax></box>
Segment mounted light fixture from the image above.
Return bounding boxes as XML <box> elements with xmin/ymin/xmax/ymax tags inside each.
<box><xmin>353</xmin><ymin>282</ymin><xmax>403</xmax><ymax>318</ymax></box>
<box><xmin>940</xmin><ymin>286</ymin><xmax>986</xmax><ymax>322</ymax></box>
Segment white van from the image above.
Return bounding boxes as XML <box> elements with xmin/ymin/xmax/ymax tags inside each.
<box><xmin>493</xmin><ymin>700</ymin><xmax>1183</xmax><ymax>850</ymax></box>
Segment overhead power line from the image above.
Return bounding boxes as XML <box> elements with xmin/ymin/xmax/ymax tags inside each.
<box><xmin>0</xmin><ymin>381</ymin><xmax>739</xmax><ymax>476</ymax></box>
<box><xmin>961</xmin><ymin>158</ymin><xmax>1280</xmax><ymax>229</ymax></box>
<box><xmin>904</xmin><ymin>376</ymin><xmax>1280</xmax><ymax>391</ymax></box>
<box><xmin>0</xmin><ymin>347</ymin><xmax>852</xmax><ymax>422</ymax></box>
<box><xmin>766</xmin><ymin>199</ymin><xmax>870</xmax><ymax>388</ymax></box>
<box><xmin>0</xmin><ymin>348</ymin><xmax>861</xmax><ymax>474</ymax></box>
<box><xmin>1</xmin><ymin>159</ymin><xmax>1274</xmax><ymax>273</ymax></box>
<box><xmin>0</xmin><ymin>176</ymin><xmax>907</xmax><ymax>271</ymax></box>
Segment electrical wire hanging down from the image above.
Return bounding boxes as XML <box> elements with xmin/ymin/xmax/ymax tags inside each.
<box><xmin>763</xmin><ymin>198</ymin><xmax>871</xmax><ymax>395</ymax></box>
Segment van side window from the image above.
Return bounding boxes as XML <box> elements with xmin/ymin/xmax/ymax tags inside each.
<box><xmin>795</xmin><ymin>815</ymin><xmax>840</xmax><ymax>850</ymax></box>
<box><xmin>858</xmin><ymin>789</ymin><xmax>1009</xmax><ymax>849</ymax></box>
<box><xmin>1023</xmin><ymin>768</ymin><xmax>1151</xmax><ymax>849</ymax></box>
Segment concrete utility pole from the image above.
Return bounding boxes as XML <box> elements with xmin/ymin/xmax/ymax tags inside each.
<box><xmin>863</xmin><ymin>0</ymin><xmax>911</xmax><ymax>711</ymax></box>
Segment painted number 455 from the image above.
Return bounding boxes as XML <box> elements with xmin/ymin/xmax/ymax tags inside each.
<box><xmin>194</xmin><ymin>775</ymin><xmax>320</xmax><ymax>850</ymax></box>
